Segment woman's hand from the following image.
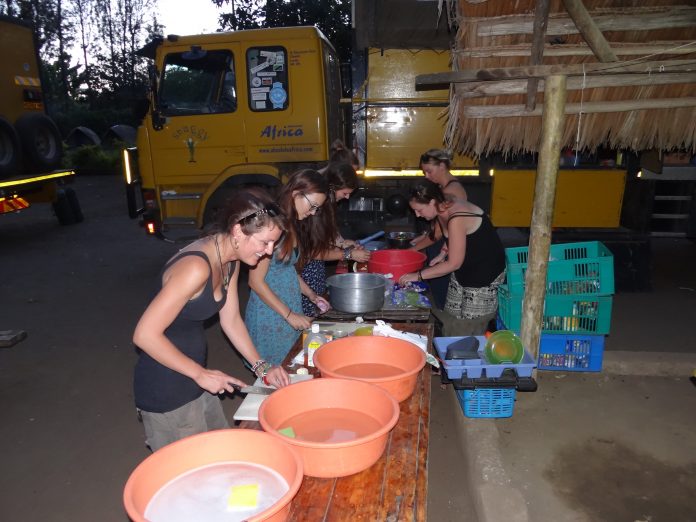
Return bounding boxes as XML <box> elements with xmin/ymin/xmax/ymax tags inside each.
<box><xmin>410</xmin><ymin>232</ymin><xmax>428</xmax><ymax>247</ymax></box>
<box><xmin>429</xmin><ymin>249</ymin><xmax>447</xmax><ymax>266</ymax></box>
<box><xmin>264</xmin><ymin>365</ymin><xmax>291</xmax><ymax>388</ymax></box>
<box><xmin>398</xmin><ymin>272</ymin><xmax>419</xmax><ymax>285</ymax></box>
<box><xmin>313</xmin><ymin>295</ymin><xmax>331</xmax><ymax>314</ymax></box>
<box><xmin>350</xmin><ymin>246</ymin><xmax>371</xmax><ymax>263</ymax></box>
<box><xmin>194</xmin><ymin>368</ymin><xmax>246</xmax><ymax>395</ymax></box>
<box><xmin>286</xmin><ymin>311</ymin><xmax>312</xmax><ymax>330</ymax></box>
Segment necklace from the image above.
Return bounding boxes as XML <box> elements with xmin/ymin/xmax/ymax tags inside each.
<box><xmin>213</xmin><ymin>235</ymin><xmax>230</xmax><ymax>291</ymax></box>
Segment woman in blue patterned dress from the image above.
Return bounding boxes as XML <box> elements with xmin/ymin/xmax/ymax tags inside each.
<box><xmin>245</xmin><ymin>170</ymin><xmax>333</xmax><ymax>365</ymax></box>
<box><xmin>299</xmin><ymin>162</ymin><xmax>371</xmax><ymax>316</ymax></box>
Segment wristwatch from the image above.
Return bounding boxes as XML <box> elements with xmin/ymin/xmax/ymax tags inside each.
<box><xmin>343</xmin><ymin>247</ymin><xmax>353</xmax><ymax>261</ymax></box>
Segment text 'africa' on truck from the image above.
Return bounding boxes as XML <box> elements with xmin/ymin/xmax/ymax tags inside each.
<box><xmin>0</xmin><ymin>15</ymin><xmax>82</xmax><ymax>225</ymax></box>
<box><xmin>123</xmin><ymin>26</ymin><xmax>344</xmax><ymax>239</ymax></box>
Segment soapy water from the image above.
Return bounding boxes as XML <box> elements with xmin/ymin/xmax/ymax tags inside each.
<box><xmin>282</xmin><ymin>407</ymin><xmax>382</xmax><ymax>443</ymax></box>
<box><xmin>336</xmin><ymin>362</ymin><xmax>404</xmax><ymax>379</ymax></box>
<box><xmin>145</xmin><ymin>461</ymin><xmax>289</xmax><ymax>522</ymax></box>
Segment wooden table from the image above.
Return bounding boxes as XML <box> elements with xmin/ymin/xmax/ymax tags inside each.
<box><xmin>240</xmin><ymin>322</ymin><xmax>434</xmax><ymax>521</ymax></box>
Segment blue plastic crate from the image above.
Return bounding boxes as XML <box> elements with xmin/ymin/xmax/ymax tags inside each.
<box><xmin>505</xmin><ymin>241</ymin><xmax>614</xmax><ymax>296</ymax></box>
<box><xmin>496</xmin><ymin>315</ymin><xmax>605</xmax><ymax>372</ymax></box>
<box><xmin>457</xmin><ymin>388</ymin><xmax>516</xmax><ymax>418</ymax></box>
<box><xmin>498</xmin><ymin>284</ymin><xmax>613</xmax><ymax>335</ymax></box>
<box><xmin>537</xmin><ymin>334</ymin><xmax>605</xmax><ymax>372</ymax></box>
<box><xmin>434</xmin><ymin>336</ymin><xmax>536</xmax><ymax>379</ymax></box>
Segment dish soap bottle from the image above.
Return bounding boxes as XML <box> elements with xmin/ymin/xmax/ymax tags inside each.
<box><xmin>303</xmin><ymin>323</ymin><xmax>327</xmax><ymax>367</ymax></box>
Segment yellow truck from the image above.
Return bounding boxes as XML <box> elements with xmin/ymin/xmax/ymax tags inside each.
<box><xmin>123</xmin><ymin>26</ymin><xmax>343</xmax><ymax>239</ymax></box>
<box><xmin>0</xmin><ymin>15</ymin><xmax>81</xmax><ymax>225</ymax></box>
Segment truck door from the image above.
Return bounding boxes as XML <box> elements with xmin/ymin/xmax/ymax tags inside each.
<box><xmin>148</xmin><ymin>44</ymin><xmax>245</xmax><ymax>182</ymax></box>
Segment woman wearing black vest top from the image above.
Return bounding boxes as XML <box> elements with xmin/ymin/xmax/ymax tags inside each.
<box><xmin>132</xmin><ymin>189</ymin><xmax>290</xmax><ymax>451</ymax></box>
<box><xmin>399</xmin><ymin>181</ymin><xmax>506</xmax><ymax>336</ymax></box>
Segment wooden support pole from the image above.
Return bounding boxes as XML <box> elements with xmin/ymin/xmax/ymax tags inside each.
<box><xmin>526</xmin><ymin>0</ymin><xmax>551</xmax><ymax>111</ymax></box>
<box><xmin>520</xmin><ymin>74</ymin><xmax>567</xmax><ymax>368</ymax></box>
<box><xmin>562</xmin><ymin>0</ymin><xmax>618</xmax><ymax>62</ymax></box>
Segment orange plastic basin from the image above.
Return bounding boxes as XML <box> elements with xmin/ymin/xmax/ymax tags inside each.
<box><xmin>313</xmin><ymin>336</ymin><xmax>426</xmax><ymax>402</ymax></box>
<box><xmin>258</xmin><ymin>378</ymin><xmax>399</xmax><ymax>478</ymax></box>
<box><xmin>123</xmin><ymin>429</ymin><xmax>303</xmax><ymax>522</ymax></box>
<box><xmin>368</xmin><ymin>249</ymin><xmax>427</xmax><ymax>281</ymax></box>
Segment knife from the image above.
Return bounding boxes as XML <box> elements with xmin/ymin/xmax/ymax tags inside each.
<box><xmin>231</xmin><ymin>383</ymin><xmax>276</xmax><ymax>395</ymax></box>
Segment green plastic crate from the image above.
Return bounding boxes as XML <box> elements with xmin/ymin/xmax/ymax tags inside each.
<box><xmin>498</xmin><ymin>284</ymin><xmax>613</xmax><ymax>335</ymax></box>
<box><xmin>505</xmin><ymin>241</ymin><xmax>614</xmax><ymax>296</ymax></box>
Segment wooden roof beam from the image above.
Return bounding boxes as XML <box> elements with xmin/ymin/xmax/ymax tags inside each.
<box><xmin>562</xmin><ymin>0</ymin><xmax>617</xmax><ymax>62</ymax></box>
<box><xmin>474</xmin><ymin>6</ymin><xmax>696</xmax><ymax>37</ymax></box>
<box><xmin>453</xmin><ymin>42</ymin><xmax>696</xmax><ymax>58</ymax></box>
<box><xmin>461</xmin><ymin>97</ymin><xmax>696</xmax><ymax>118</ymax></box>
<box><xmin>416</xmin><ymin>59</ymin><xmax>696</xmax><ymax>89</ymax></box>
<box><xmin>526</xmin><ymin>0</ymin><xmax>551</xmax><ymax>111</ymax></box>
<box><xmin>454</xmin><ymin>72</ymin><xmax>696</xmax><ymax>99</ymax></box>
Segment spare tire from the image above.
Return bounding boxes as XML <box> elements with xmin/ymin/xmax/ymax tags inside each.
<box><xmin>0</xmin><ymin>117</ymin><xmax>22</xmax><ymax>179</ymax></box>
<box><xmin>15</xmin><ymin>113</ymin><xmax>63</xmax><ymax>171</ymax></box>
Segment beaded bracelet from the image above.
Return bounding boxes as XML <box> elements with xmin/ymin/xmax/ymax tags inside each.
<box><xmin>254</xmin><ymin>362</ymin><xmax>272</xmax><ymax>380</ymax></box>
<box><xmin>251</xmin><ymin>359</ymin><xmax>268</xmax><ymax>375</ymax></box>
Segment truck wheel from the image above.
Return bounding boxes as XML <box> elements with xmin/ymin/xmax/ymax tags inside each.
<box><xmin>0</xmin><ymin>117</ymin><xmax>22</xmax><ymax>179</ymax></box>
<box><xmin>66</xmin><ymin>187</ymin><xmax>83</xmax><ymax>222</ymax></box>
<box><xmin>15</xmin><ymin>113</ymin><xmax>63</xmax><ymax>171</ymax></box>
<box><xmin>53</xmin><ymin>188</ymin><xmax>81</xmax><ymax>225</ymax></box>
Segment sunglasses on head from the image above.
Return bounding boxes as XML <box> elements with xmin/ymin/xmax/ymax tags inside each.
<box><xmin>420</xmin><ymin>152</ymin><xmax>448</xmax><ymax>163</ymax></box>
<box><xmin>238</xmin><ymin>203</ymin><xmax>281</xmax><ymax>226</ymax></box>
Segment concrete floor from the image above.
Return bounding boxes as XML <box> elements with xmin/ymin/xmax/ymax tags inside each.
<box><xmin>0</xmin><ymin>174</ymin><xmax>474</xmax><ymax>521</ymax></box>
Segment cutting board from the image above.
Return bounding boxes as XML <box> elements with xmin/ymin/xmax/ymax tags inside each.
<box><xmin>233</xmin><ymin>373</ymin><xmax>314</xmax><ymax>422</ymax></box>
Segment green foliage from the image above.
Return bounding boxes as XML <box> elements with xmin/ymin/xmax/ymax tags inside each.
<box><xmin>216</xmin><ymin>0</ymin><xmax>352</xmax><ymax>62</ymax></box>
<box><xmin>63</xmin><ymin>143</ymin><xmax>121</xmax><ymax>175</ymax></box>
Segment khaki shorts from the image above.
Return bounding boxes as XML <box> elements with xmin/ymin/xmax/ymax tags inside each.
<box><xmin>139</xmin><ymin>392</ymin><xmax>229</xmax><ymax>452</ymax></box>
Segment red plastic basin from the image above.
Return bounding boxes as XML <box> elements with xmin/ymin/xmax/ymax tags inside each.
<box><xmin>368</xmin><ymin>249</ymin><xmax>427</xmax><ymax>281</ymax></box>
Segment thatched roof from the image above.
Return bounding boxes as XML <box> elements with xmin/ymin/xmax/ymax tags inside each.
<box><xmin>424</xmin><ymin>0</ymin><xmax>696</xmax><ymax>157</ymax></box>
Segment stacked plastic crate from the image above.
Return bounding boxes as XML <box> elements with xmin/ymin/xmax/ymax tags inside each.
<box><xmin>497</xmin><ymin>241</ymin><xmax>614</xmax><ymax>372</ymax></box>
<box><xmin>433</xmin><ymin>336</ymin><xmax>538</xmax><ymax>418</ymax></box>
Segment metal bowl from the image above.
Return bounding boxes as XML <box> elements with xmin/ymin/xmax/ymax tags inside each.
<box><xmin>386</xmin><ymin>231</ymin><xmax>417</xmax><ymax>249</ymax></box>
<box><xmin>326</xmin><ymin>273</ymin><xmax>386</xmax><ymax>313</ymax></box>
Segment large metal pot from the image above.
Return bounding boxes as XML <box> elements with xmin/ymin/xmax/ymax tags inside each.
<box><xmin>326</xmin><ymin>273</ymin><xmax>386</xmax><ymax>313</ymax></box>
<box><xmin>387</xmin><ymin>231</ymin><xmax>417</xmax><ymax>249</ymax></box>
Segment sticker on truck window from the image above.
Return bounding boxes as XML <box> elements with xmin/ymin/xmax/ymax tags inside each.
<box><xmin>247</xmin><ymin>46</ymin><xmax>288</xmax><ymax>112</ymax></box>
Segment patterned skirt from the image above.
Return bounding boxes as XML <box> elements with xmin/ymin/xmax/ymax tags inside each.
<box><xmin>444</xmin><ymin>271</ymin><xmax>506</xmax><ymax>320</ymax></box>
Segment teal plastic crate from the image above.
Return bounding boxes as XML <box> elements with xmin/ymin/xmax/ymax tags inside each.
<box><xmin>505</xmin><ymin>241</ymin><xmax>614</xmax><ymax>296</ymax></box>
<box><xmin>498</xmin><ymin>284</ymin><xmax>613</xmax><ymax>335</ymax></box>
<box><xmin>456</xmin><ymin>388</ymin><xmax>516</xmax><ymax>418</ymax></box>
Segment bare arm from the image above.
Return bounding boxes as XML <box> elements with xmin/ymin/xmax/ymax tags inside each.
<box><xmin>219</xmin><ymin>263</ymin><xmax>290</xmax><ymax>387</ymax></box>
<box><xmin>248</xmin><ymin>255</ymin><xmax>311</xmax><ymax>330</ymax></box>
<box><xmin>132</xmin><ymin>256</ymin><xmax>244</xmax><ymax>394</ymax></box>
<box><xmin>398</xmin><ymin>217</ymin><xmax>468</xmax><ymax>285</ymax></box>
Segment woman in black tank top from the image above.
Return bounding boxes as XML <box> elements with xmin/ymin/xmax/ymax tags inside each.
<box><xmin>132</xmin><ymin>188</ymin><xmax>290</xmax><ymax>450</ymax></box>
<box><xmin>398</xmin><ymin>181</ymin><xmax>505</xmax><ymax>334</ymax></box>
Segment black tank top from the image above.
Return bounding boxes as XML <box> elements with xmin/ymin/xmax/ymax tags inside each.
<box><xmin>133</xmin><ymin>251</ymin><xmax>235</xmax><ymax>413</ymax></box>
<box><xmin>445</xmin><ymin>212</ymin><xmax>505</xmax><ymax>288</ymax></box>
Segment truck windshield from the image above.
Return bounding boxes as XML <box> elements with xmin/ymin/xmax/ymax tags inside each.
<box><xmin>159</xmin><ymin>50</ymin><xmax>236</xmax><ymax>116</ymax></box>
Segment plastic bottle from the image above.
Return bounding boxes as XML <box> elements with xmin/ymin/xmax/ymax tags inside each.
<box><xmin>303</xmin><ymin>323</ymin><xmax>327</xmax><ymax>367</ymax></box>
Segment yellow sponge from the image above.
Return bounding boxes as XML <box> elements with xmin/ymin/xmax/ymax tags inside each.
<box><xmin>227</xmin><ymin>483</ymin><xmax>258</xmax><ymax>509</ymax></box>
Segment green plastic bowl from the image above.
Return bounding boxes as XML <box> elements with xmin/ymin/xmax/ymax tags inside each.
<box><xmin>484</xmin><ymin>330</ymin><xmax>524</xmax><ymax>364</ymax></box>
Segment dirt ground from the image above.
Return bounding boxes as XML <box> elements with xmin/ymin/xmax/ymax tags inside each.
<box><xmin>0</xmin><ymin>174</ymin><xmax>474</xmax><ymax>521</ymax></box>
